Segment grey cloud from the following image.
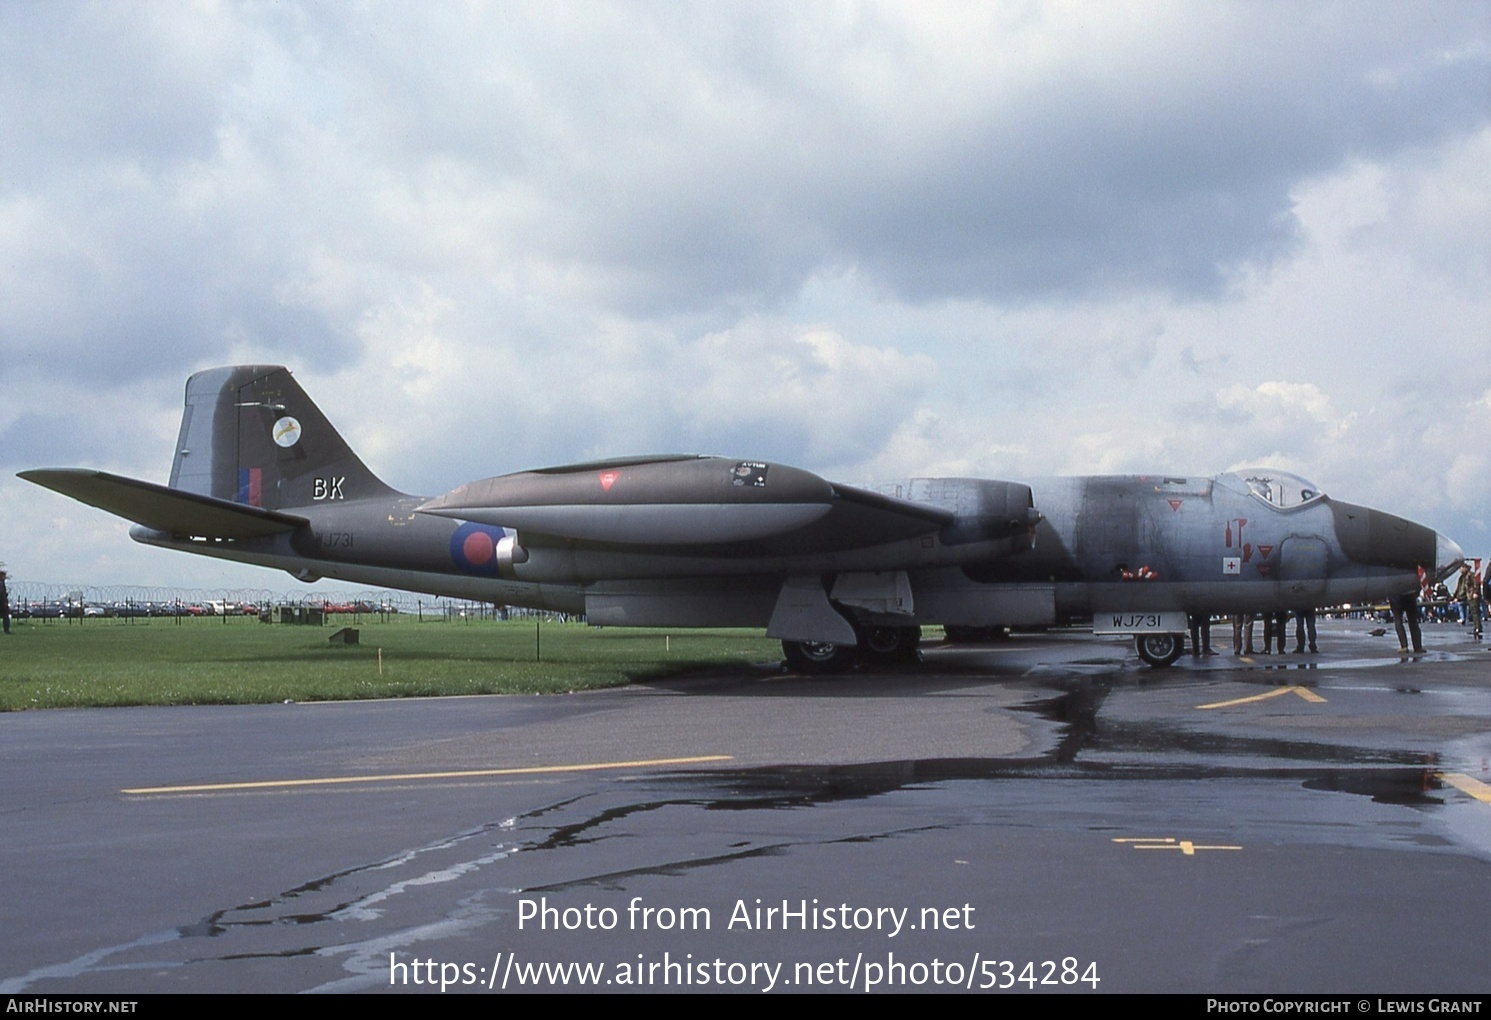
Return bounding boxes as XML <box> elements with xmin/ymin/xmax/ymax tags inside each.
<box><xmin>439</xmin><ymin>4</ymin><xmax>1491</xmax><ymax>309</ymax></box>
<box><xmin>0</xmin><ymin>190</ymin><xmax>352</xmax><ymax>389</ymax></box>
<box><xmin>0</xmin><ymin>5</ymin><xmax>236</xmax><ymax>184</ymax></box>
<box><xmin>0</xmin><ymin>409</ymin><xmax>150</xmax><ymax>474</ymax></box>
<box><xmin>5</xmin><ymin>2</ymin><xmax>1485</xmax><ymax>373</ymax></box>
<box><xmin>2</xmin><ymin>1</ymin><xmax>1487</xmax><ymax>588</ymax></box>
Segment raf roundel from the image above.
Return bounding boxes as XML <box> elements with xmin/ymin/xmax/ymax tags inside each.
<box><xmin>462</xmin><ymin>529</ymin><xmax>495</xmax><ymax>566</ymax></box>
<box><xmin>449</xmin><ymin>522</ymin><xmax>506</xmax><ymax>576</ymax></box>
<box><xmin>272</xmin><ymin>416</ymin><xmax>303</xmax><ymax>448</ymax></box>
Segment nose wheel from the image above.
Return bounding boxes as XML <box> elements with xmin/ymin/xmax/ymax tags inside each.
<box><xmin>1135</xmin><ymin>633</ymin><xmax>1185</xmax><ymax>667</ymax></box>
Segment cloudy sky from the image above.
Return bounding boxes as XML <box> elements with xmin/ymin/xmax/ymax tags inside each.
<box><xmin>2</xmin><ymin>1</ymin><xmax>1488</xmax><ymax>594</ymax></box>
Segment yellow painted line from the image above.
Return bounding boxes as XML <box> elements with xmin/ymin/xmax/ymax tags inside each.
<box><xmin>1197</xmin><ymin>687</ymin><xmax>1292</xmax><ymax>709</ymax></box>
<box><xmin>1135</xmin><ymin>841</ymin><xmax>1242</xmax><ymax>855</ymax></box>
<box><xmin>122</xmin><ymin>755</ymin><xmax>734</xmax><ymax>795</ymax></box>
<box><xmin>1197</xmin><ymin>685</ymin><xmax>1325</xmax><ymax>709</ymax></box>
<box><xmin>1112</xmin><ymin>837</ymin><xmax>1242</xmax><ymax>855</ymax></box>
<box><xmin>1437</xmin><ymin>772</ymin><xmax>1491</xmax><ymax>804</ymax></box>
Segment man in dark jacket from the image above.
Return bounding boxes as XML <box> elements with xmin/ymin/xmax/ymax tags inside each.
<box><xmin>1391</xmin><ymin>589</ymin><xmax>1424</xmax><ymax>653</ymax></box>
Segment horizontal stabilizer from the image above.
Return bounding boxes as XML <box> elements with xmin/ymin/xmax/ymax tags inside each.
<box><xmin>19</xmin><ymin>469</ymin><xmax>307</xmax><ymax>539</ymax></box>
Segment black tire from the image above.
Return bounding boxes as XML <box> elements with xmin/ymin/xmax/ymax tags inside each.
<box><xmin>782</xmin><ymin>640</ymin><xmax>858</xmax><ymax>674</ymax></box>
<box><xmin>1135</xmin><ymin>633</ymin><xmax>1185</xmax><ymax>667</ymax></box>
<box><xmin>862</xmin><ymin>625</ymin><xmax>922</xmax><ymax>662</ymax></box>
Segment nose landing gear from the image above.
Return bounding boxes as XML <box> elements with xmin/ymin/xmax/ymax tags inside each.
<box><xmin>1135</xmin><ymin>632</ymin><xmax>1185</xmax><ymax>667</ymax></box>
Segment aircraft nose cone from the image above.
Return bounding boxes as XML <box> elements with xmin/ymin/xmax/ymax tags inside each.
<box><xmin>1329</xmin><ymin>500</ymin><xmax>1437</xmax><ymax>571</ymax></box>
<box><xmin>1434</xmin><ymin>532</ymin><xmax>1465</xmax><ymax>582</ymax></box>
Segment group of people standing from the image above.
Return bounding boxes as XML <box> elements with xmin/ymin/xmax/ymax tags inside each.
<box><xmin>1391</xmin><ymin>562</ymin><xmax>1485</xmax><ymax>652</ymax></box>
<box><xmin>1188</xmin><ymin>610</ymin><xmax>1317</xmax><ymax>657</ymax></box>
<box><xmin>1183</xmin><ymin>560</ymin><xmax>1487</xmax><ymax>658</ymax></box>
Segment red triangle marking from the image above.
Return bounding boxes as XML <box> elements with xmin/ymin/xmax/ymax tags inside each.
<box><xmin>599</xmin><ymin>471</ymin><xmax>619</xmax><ymax>491</ymax></box>
<box><xmin>1168</xmin><ymin>499</ymin><xmax>1182</xmax><ymax>511</ymax></box>
<box><xmin>1258</xmin><ymin>544</ymin><xmax>1274</xmax><ymax>559</ymax></box>
<box><xmin>1256</xmin><ymin>564</ymin><xmax>1272</xmax><ymax>578</ymax></box>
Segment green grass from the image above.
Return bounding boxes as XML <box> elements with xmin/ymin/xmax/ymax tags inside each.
<box><xmin>0</xmin><ymin>616</ymin><xmax>784</xmax><ymax>710</ymax></box>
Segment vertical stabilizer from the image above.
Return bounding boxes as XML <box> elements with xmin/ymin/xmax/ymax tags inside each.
<box><xmin>169</xmin><ymin>366</ymin><xmax>398</xmax><ymax>510</ymax></box>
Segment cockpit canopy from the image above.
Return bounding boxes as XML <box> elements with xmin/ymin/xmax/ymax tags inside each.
<box><xmin>1215</xmin><ymin>469</ymin><xmax>1325</xmax><ymax>511</ymax></box>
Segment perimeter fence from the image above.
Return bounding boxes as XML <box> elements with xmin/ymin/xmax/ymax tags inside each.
<box><xmin>2</xmin><ymin>581</ymin><xmax>576</xmax><ymax>625</ymax></box>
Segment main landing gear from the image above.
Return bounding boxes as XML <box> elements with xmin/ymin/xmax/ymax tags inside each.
<box><xmin>781</xmin><ymin>625</ymin><xmax>922</xmax><ymax>674</ymax></box>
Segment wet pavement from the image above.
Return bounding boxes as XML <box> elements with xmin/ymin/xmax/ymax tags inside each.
<box><xmin>0</xmin><ymin>618</ymin><xmax>1487</xmax><ymax>993</ymax></box>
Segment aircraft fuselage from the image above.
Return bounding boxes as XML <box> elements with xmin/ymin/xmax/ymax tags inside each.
<box><xmin>132</xmin><ymin>470</ymin><xmax>1450</xmax><ymax>633</ymax></box>
<box><xmin>26</xmin><ymin>365</ymin><xmax>1463</xmax><ymax>669</ymax></box>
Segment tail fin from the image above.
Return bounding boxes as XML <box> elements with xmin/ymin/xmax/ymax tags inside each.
<box><xmin>169</xmin><ymin>366</ymin><xmax>399</xmax><ymax>509</ymax></box>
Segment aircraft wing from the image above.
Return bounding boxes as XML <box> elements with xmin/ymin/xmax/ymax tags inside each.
<box><xmin>823</xmin><ymin>481</ymin><xmax>955</xmax><ymax>534</ymax></box>
<box><xmin>19</xmin><ymin>469</ymin><xmax>308</xmax><ymax>539</ymax></box>
<box><xmin>828</xmin><ymin>481</ymin><xmax>954</xmax><ymax>525</ymax></box>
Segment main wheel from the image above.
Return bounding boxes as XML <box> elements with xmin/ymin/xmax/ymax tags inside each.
<box><xmin>862</xmin><ymin>625</ymin><xmax>922</xmax><ymax>662</ymax></box>
<box><xmin>1135</xmin><ymin>633</ymin><xmax>1185</xmax><ymax>667</ymax></box>
<box><xmin>782</xmin><ymin>640</ymin><xmax>858</xmax><ymax>674</ymax></box>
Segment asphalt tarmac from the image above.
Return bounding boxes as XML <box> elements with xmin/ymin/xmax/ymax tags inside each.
<box><xmin>1</xmin><ymin>618</ymin><xmax>1487</xmax><ymax>994</ymax></box>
